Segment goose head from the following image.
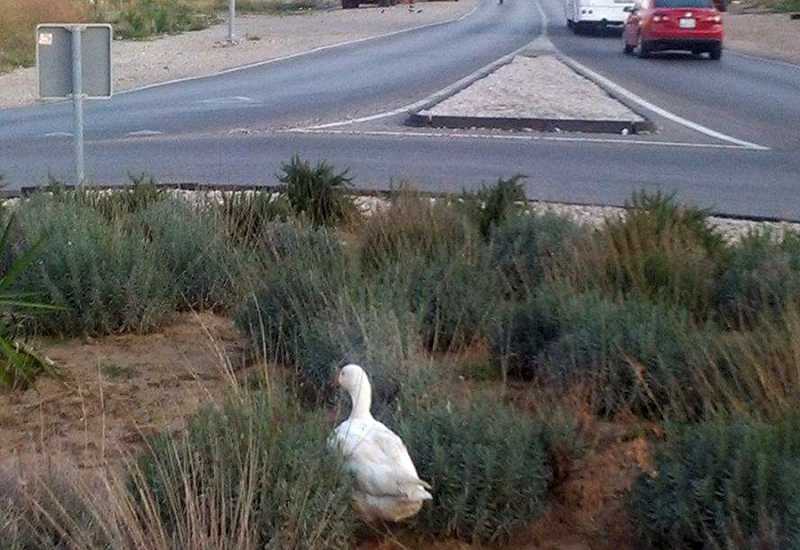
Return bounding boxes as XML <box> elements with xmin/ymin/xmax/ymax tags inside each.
<box><xmin>336</xmin><ymin>364</ymin><xmax>373</xmax><ymax>419</ymax></box>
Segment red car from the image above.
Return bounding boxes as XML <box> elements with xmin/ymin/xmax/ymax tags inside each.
<box><xmin>623</xmin><ymin>0</ymin><xmax>724</xmax><ymax>59</ymax></box>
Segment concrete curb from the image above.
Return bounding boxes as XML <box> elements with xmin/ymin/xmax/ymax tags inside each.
<box><xmin>406</xmin><ymin>112</ymin><xmax>654</xmax><ymax>134</ymax></box>
<box><xmin>404</xmin><ymin>51</ymin><xmax>657</xmax><ymax>135</ymax></box>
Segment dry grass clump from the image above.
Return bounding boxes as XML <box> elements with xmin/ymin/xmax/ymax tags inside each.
<box><xmin>0</xmin><ymin>0</ymin><xmax>89</xmax><ymax>71</ymax></box>
<box><xmin>554</xmin><ymin>191</ymin><xmax>725</xmax><ymax>319</ymax></box>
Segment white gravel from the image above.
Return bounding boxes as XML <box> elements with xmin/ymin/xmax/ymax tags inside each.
<box><xmin>0</xmin><ymin>0</ymin><xmax>477</xmax><ymax>110</ymax></box>
<box><xmin>422</xmin><ymin>54</ymin><xmax>644</xmax><ymax>121</ymax></box>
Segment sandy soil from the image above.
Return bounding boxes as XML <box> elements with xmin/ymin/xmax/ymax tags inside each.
<box><xmin>0</xmin><ymin>0</ymin><xmax>476</xmax><ymax>110</ymax></box>
<box><xmin>0</xmin><ymin>312</ymin><xmax>249</xmax><ymax>471</ymax></box>
<box><xmin>725</xmin><ymin>13</ymin><xmax>800</xmax><ymax>64</ymax></box>
<box><xmin>423</xmin><ymin>55</ymin><xmax>644</xmax><ymax>121</ymax></box>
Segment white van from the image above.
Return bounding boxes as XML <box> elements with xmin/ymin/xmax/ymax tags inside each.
<box><xmin>565</xmin><ymin>0</ymin><xmax>635</xmax><ymax>33</ymax></box>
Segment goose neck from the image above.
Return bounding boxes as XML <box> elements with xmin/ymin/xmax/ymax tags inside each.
<box><xmin>348</xmin><ymin>381</ymin><xmax>373</xmax><ymax>420</ymax></box>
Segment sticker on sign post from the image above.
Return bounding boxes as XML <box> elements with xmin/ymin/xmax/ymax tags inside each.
<box><xmin>38</xmin><ymin>32</ymin><xmax>53</xmax><ymax>46</ymax></box>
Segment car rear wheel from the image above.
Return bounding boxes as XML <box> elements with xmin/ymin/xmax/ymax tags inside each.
<box><xmin>708</xmin><ymin>43</ymin><xmax>722</xmax><ymax>60</ymax></box>
<box><xmin>636</xmin><ymin>35</ymin><xmax>650</xmax><ymax>58</ymax></box>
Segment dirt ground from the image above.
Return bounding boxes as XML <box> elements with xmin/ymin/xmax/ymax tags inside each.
<box><xmin>0</xmin><ymin>0</ymin><xmax>476</xmax><ymax>110</ymax></box>
<box><xmin>0</xmin><ymin>312</ymin><xmax>249</xmax><ymax>472</ymax></box>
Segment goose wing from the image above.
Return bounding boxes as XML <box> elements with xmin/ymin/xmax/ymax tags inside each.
<box><xmin>342</xmin><ymin>421</ymin><xmax>431</xmax><ymax>499</ymax></box>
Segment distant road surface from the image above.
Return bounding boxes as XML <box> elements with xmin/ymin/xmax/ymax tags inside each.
<box><xmin>1</xmin><ymin>0</ymin><xmax>799</xmax><ymax>219</ymax></box>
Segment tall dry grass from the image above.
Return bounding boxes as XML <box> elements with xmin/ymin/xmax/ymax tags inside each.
<box><xmin>0</xmin><ymin>0</ymin><xmax>89</xmax><ymax>71</ymax></box>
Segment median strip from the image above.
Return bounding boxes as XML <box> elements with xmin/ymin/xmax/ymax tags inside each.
<box><xmin>407</xmin><ymin>54</ymin><xmax>656</xmax><ymax>134</ymax></box>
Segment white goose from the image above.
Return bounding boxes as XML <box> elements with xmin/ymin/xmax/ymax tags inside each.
<box><xmin>329</xmin><ymin>364</ymin><xmax>433</xmax><ymax>522</ymax></box>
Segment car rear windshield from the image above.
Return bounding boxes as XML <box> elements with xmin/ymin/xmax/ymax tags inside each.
<box><xmin>654</xmin><ymin>0</ymin><xmax>713</xmax><ymax>7</ymax></box>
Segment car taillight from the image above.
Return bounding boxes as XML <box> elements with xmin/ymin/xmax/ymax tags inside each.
<box><xmin>653</xmin><ymin>14</ymin><xmax>670</xmax><ymax>21</ymax></box>
<box><xmin>709</xmin><ymin>14</ymin><xmax>721</xmax><ymax>22</ymax></box>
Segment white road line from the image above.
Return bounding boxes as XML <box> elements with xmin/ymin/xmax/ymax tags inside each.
<box><xmin>285</xmin><ymin>127</ymin><xmax>758</xmax><ymax>150</ymax></box>
<box><xmin>127</xmin><ymin>130</ymin><xmax>164</xmax><ymax>136</ymax></box>
<box><xmin>529</xmin><ymin>0</ymin><xmax>769</xmax><ymax>151</ymax></box>
<box><xmin>195</xmin><ymin>96</ymin><xmax>256</xmax><ymax>105</ymax></box>
<box><xmin>557</xmin><ymin>56</ymin><xmax>770</xmax><ymax>150</ymax></box>
<box><xmin>116</xmin><ymin>2</ymin><xmax>483</xmax><ymax>97</ymax></box>
<box><xmin>44</xmin><ymin>132</ymin><xmax>72</xmax><ymax>137</ymax></box>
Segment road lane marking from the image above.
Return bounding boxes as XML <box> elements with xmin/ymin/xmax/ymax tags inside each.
<box><xmin>284</xmin><ymin>127</ymin><xmax>761</xmax><ymax>150</ymax></box>
<box><xmin>530</xmin><ymin>0</ymin><xmax>770</xmax><ymax>151</ymax></box>
<box><xmin>127</xmin><ymin>130</ymin><xmax>164</xmax><ymax>137</ymax></box>
<box><xmin>556</xmin><ymin>56</ymin><xmax>770</xmax><ymax>151</ymax></box>
<box><xmin>44</xmin><ymin>132</ymin><xmax>72</xmax><ymax>137</ymax></box>
<box><xmin>116</xmin><ymin>1</ymin><xmax>483</xmax><ymax>98</ymax></box>
<box><xmin>195</xmin><ymin>96</ymin><xmax>256</xmax><ymax>105</ymax></box>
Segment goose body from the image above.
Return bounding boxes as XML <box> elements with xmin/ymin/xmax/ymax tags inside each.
<box><xmin>330</xmin><ymin>364</ymin><xmax>432</xmax><ymax>522</ymax></box>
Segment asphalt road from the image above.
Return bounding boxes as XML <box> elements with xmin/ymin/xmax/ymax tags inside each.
<box><xmin>0</xmin><ymin>0</ymin><xmax>799</xmax><ymax>219</ymax></box>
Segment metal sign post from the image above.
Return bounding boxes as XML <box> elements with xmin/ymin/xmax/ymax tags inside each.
<box><xmin>36</xmin><ymin>24</ymin><xmax>112</xmax><ymax>187</ymax></box>
<box><xmin>228</xmin><ymin>0</ymin><xmax>236</xmax><ymax>43</ymax></box>
<box><xmin>71</xmin><ymin>26</ymin><xmax>85</xmax><ymax>185</ymax></box>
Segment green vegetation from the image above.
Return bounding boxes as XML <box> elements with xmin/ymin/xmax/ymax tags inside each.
<box><xmin>135</xmin><ymin>392</ymin><xmax>356</xmax><ymax>549</ymax></box>
<box><xmin>0</xmin><ymin>0</ymin><xmax>88</xmax><ymax>71</ymax></box>
<box><xmin>0</xmin><ymin>214</ymin><xmax>60</xmax><ymax>389</ymax></box>
<box><xmin>632</xmin><ymin>415</ymin><xmax>800</xmax><ymax>549</ymax></box>
<box><xmin>395</xmin><ymin>398</ymin><xmax>560</xmax><ymax>543</ymax></box>
<box><xmin>279</xmin><ymin>155</ymin><xmax>359</xmax><ymax>228</ymax></box>
<box><xmin>4</xmin><ymin>163</ymin><xmax>800</xmax><ymax>548</ymax></box>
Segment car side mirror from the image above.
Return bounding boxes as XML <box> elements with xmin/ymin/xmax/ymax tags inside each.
<box><xmin>623</xmin><ymin>5</ymin><xmax>636</xmax><ymax>12</ymax></box>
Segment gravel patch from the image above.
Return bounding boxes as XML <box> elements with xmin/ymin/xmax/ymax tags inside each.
<box><xmin>0</xmin><ymin>0</ymin><xmax>476</xmax><ymax>110</ymax></box>
<box><xmin>523</xmin><ymin>201</ymin><xmax>800</xmax><ymax>242</ymax></box>
<box><xmin>422</xmin><ymin>54</ymin><xmax>644</xmax><ymax>121</ymax></box>
<box><xmin>725</xmin><ymin>13</ymin><xmax>800</xmax><ymax>64</ymax></box>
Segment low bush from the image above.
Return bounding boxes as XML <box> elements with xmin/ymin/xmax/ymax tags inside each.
<box><xmin>461</xmin><ymin>175</ymin><xmax>527</xmax><ymax>239</ymax></box>
<box><xmin>15</xmin><ymin>197</ymin><xmax>174</xmax><ymax>336</ymax></box>
<box><xmin>215</xmin><ymin>190</ymin><xmax>291</xmax><ymax>247</ymax></box>
<box><xmin>135</xmin><ymin>392</ymin><xmax>355</xmax><ymax>549</ymax></box>
<box><xmin>557</xmin><ymin>191</ymin><xmax>725</xmax><ymax>319</ymax></box>
<box><xmin>715</xmin><ymin>229</ymin><xmax>800</xmax><ymax>326</ymax></box>
<box><xmin>234</xmin><ymin>223</ymin><xmax>349</xmax><ymax>365</ymax></box>
<box><xmin>692</xmin><ymin>305</ymin><xmax>800</xmax><ymax>421</ymax></box>
<box><xmin>136</xmin><ymin>199</ymin><xmax>234</xmax><ymax>310</ymax></box>
<box><xmin>394</xmin><ymin>398</ymin><xmax>559</xmax><ymax>544</ymax></box>
<box><xmin>112</xmin><ymin>0</ymin><xmax>215</xmax><ymax>39</ymax></box>
<box><xmin>297</xmin><ymin>297</ymin><xmax>422</xmax><ymax>407</ymax></box>
<box><xmin>358</xmin><ymin>191</ymin><xmax>476</xmax><ymax>272</ymax></box>
<box><xmin>631</xmin><ymin>415</ymin><xmax>800</xmax><ymax>549</ymax></box>
<box><xmin>408</xmin><ymin>250</ymin><xmax>501</xmax><ymax>353</ymax></box>
<box><xmin>489</xmin><ymin>291</ymin><xmax>562</xmax><ymax>381</ymax></box>
<box><xmin>490</xmin><ymin>212</ymin><xmax>584</xmax><ymax>297</ymax></box>
<box><xmin>73</xmin><ymin>174</ymin><xmax>168</xmax><ymax>222</ymax></box>
<box><xmin>543</xmin><ymin>292</ymin><xmax>710</xmax><ymax>418</ymax></box>
<box><xmin>279</xmin><ymin>155</ymin><xmax>358</xmax><ymax>228</ymax></box>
